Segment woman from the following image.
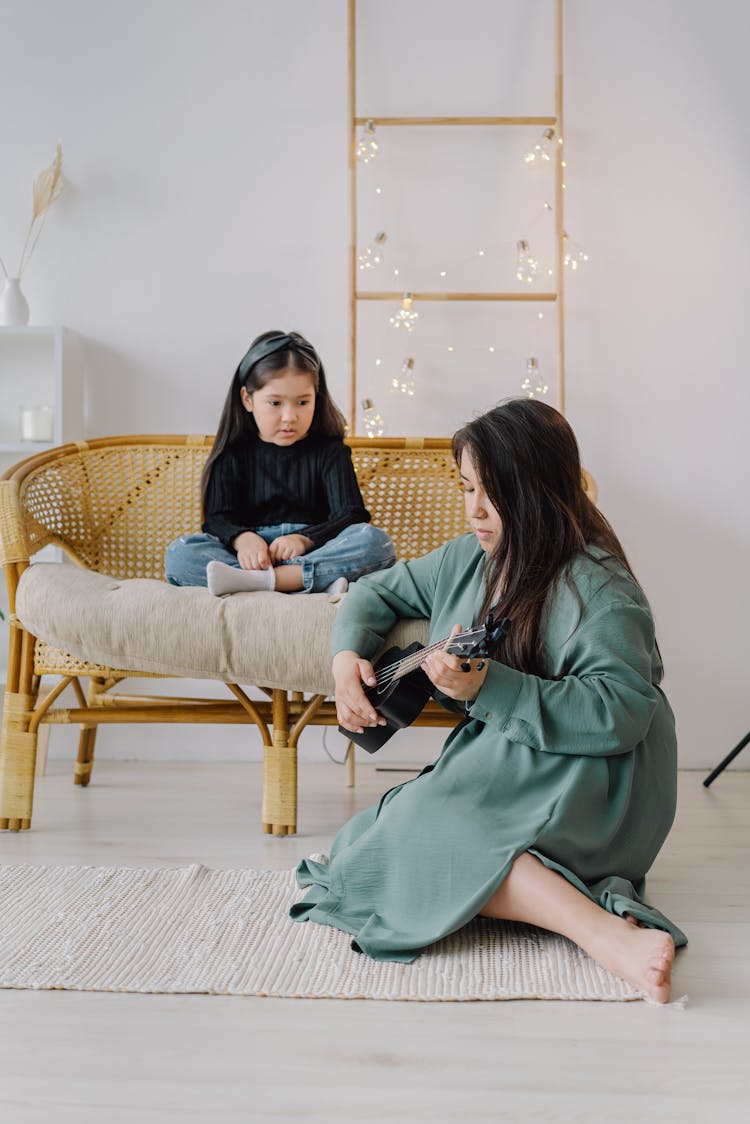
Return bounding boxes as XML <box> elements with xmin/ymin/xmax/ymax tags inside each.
<box><xmin>290</xmin><ymin>399</ymin><xmax>686</xmax><ymax>1003</ymax></box>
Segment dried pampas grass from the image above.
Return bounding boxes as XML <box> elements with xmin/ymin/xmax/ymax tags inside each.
<box><xmin>0</xmin><ymin>143</ymin><xmax>64</xmax><ymax>281</ymax></box>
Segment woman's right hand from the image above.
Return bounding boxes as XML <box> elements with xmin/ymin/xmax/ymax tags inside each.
<box><xmin>232</xmin><ymin>531</ymin><xmax>271</xmax><ymax>571</ymax></box>
<box><xmin>333</xmin><ymin>650</ymin><xmax>386</xmax><ymax>734</ymax></box>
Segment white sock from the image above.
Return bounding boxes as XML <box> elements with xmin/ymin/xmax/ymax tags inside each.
<box><xmin>325</xmin><ymin>577</ymin><xmax>348</xmax><ymax>595</ymax></box>
<box><xmin>206</xmin><ymin>560</ymin><xmax>276</xmax><ymax>596</ymax></box>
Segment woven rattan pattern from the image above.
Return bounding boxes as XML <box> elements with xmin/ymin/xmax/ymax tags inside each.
<box><xmin>18</xmin><ymin>444</ymin><xmax>209</xmax><ymax>579</ymax></box>
<box><xmin>352</xmin><ymin>445</ymin><xmax>464</xmax><ymax>560</ymax></box>
<box><xmin>12</xmin><ymin>438</ymin><xmax>465</xmax><ymax>579</ymax></box>
<box><xmin>32</xmin><ymin>643</ymin><xmax>154</xmax><ymax>680</ymax></box>
<box><xmin>4</xmin><ymin>436</ymin><xmax>464</xmax><ymax>680</ymax></box>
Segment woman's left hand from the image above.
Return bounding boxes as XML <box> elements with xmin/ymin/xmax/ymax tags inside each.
<box><xmin>268</xmin><ymin>534</ymin><xmax>314</xmax><ymax>562</ymax></box>
<box><xmin>423</xmin><ymin>624</ymin><xmax>490</xmax><ymax>702</ymax></box>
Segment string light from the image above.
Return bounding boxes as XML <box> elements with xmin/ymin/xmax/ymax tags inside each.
<box><xmin>361</xmin><ymin>398</ymin><xmax>385</xmax><ymax>437</ymax></box>
<box><xmin>357</xmin><ymin>124</ymin><xmax>585</xmax><ymax>392</ymax></box>
<box><xmin>523</xmin><ymin>127</ymin><xmax>556</xmax><ymax>166</ymax></box>
<box><xmin>356</xmin><ymin>197</ymin><xmax>556</xmax><ymax>288</ymax></box>
<box><xmin>515</xmin><ymin>240</ymin><xmax>538</xmax><ymax>285</ymax></box>
<box><xmin>355</xmin><ymin>120</ymin><xmax>379</xmax><ymax>164</ymax></box>
<box><xmin>357</xmin><ymin>231</ymin><xmax>387</xmax><ymax>271</ymax></box>
<box><xmin>360</xmin><ymin>135</ymin><xmax>584</xmax><ymax>288</ymax></box>
<box><xmin>562</xmin><ymin>232</ymin><xmax>589</xmax><ymax>271</ymax></box>
<box><xmin>521</xmin><ymin>357</ymin><xmax>548</xmax><ymax>398</ymax></box>
<box><xmin>389</xmin><ymin>292</ymin><xmax>419</xmax><ymax>332</ymax></box>
<box><xmin>390</xmin><ymin>357</ymin><xmax>416</xmax><ymax>396</ymax></box>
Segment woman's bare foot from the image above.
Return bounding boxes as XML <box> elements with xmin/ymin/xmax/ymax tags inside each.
<box><xmin>478</xmin><ymin>855</ymin><xmax>677</xmax><ymax>1005</ymax></box>
<box><xmin>589</xmin><ymin>916</ymin><xmax>675</xmax><ymax>1003</ymax></box>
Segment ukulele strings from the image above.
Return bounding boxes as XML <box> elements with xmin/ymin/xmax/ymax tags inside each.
<box><xmin>374</xmin><ymin>628</ymin><xmax>483</xmax><ymax>690</ymax></box>
<box><xmin>375</xmin><ymin>637</ymin><xmax>476</xmax><ymax>688</ymax></box>
<box><xmin>375</xmin><ymin>641</ymin><xmax>443</xmax><ymax>686</ymax></box>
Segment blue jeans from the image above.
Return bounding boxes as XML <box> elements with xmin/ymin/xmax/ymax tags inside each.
<box><xmin>164</xmin><ymin>522</ymin><xmax>396</xmax><ymax>593</ymax></box>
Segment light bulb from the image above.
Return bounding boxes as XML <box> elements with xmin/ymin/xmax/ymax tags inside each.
<box><xmin>361</xmin><ymin>398</ymin><xmax>385</xmax><ymax>438</ymax></box>
<box><xmin>515</xmin><ymin>240</ymin><xmax>538</xmax><ymax>285</ymax></box>
<box><xmin>388</xmin><ymin>292</ymin><xmax>419</xmax><ymax>332</ymax></box>
<box><xmin>562</xmin><ymin>232</ymin><xmax>589</xmax><ymax>271</ymax></box>
<box><xmin>357</xmin><ymin>231</ymin><xmax>387</xmax><ymax>271</ymax></box>
<box><xmin>523</xmin><ymin>127</ymin><xmax>556</xmax><ymax>166</ymax></box>
<box><xmin>355</xmin><ymin>120</ymin><xmax>379</xmax><ymax>164</ymax></box>
<box><xmin>390</xmin><ymin>357</ymin><xmax>415</xmax><ymax>396</ymax></box>
<box><xmin>520</xmin><ymin>357</ymin><xmax>548</xmax><ymax>399</ymax></box>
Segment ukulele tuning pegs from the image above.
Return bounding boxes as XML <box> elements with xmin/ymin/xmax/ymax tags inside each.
<box><xmin>475</xmin><ymin>614</ymin><xmax>510</xmax><ymax>658</ymax></box>
<box><xmin>486</xmin><ymin>616</ymin><xmax>510</xmax><ymax>649</ymax></box>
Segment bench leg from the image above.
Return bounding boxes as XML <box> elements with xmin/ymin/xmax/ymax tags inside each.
<box><xmin>0</xmin><ymin>631</ymin><xmax>40</xmax><ymax>830</ymax></box>
<box><xmin>0</xmin><ymin>691</ymin><xmax>39</xmax><ymax>830</ymax></box>
<box><xmin>262</xmin><ymin>689</ymin><xmax>297</xmax><ymax>834</ymax></box>
<box><xmin>74</xmin><ymin>725</ymin><xmax>97</xmax><ymax>787</ymax></box>
<box><xmin>73</xmin><ymin>677</ymin><xmax>110</xmax><ymax>787</ymax></box>
<box><xmin>262</xmin><ymin>742</ymin><xmax>298</xmax><ymax>835</ymax></box>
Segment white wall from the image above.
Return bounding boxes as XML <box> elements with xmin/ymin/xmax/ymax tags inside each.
<box><xmin>564</xmin><ymin>0</ymin><xmax>750</xmax><ymax>772</ymax></box>
<box><xmin>1</xmin><ymin>0</ymin><xmax>748</xmax><ymax>770</ymax></box>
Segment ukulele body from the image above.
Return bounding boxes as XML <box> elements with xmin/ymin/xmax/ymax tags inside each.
<box><xmin>337</xmin><ymin>615</ymin><xmax>507</xmax><ymax>754</ymax></box>
<box><xmin>350</xmin><ymin>643</ymin><xmax>433</xmax><ymax>754</ymax></box>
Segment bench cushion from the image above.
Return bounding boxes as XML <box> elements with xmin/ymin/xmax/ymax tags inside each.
<box><xmin>16</xmin><ymin>563</ymin><xmax>429</xmax><ymax>695</ymax></box>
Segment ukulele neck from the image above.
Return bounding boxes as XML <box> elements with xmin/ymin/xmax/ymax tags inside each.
<box><xmin>376</xmin><ymin>628</ymin><xmax>484</xmax><ymax>688</ymax></box>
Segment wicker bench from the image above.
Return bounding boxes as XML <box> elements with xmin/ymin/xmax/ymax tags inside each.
<box><xmin>0</xmin><ymin>435</ymin><xmax>472</xmax><ymax>834</ymax></box>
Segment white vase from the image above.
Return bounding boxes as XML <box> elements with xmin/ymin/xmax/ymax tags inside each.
<box><xmin>0</xmin><ymin>276</ymin><xmax>30</xmax><ymax>326</ymax></box>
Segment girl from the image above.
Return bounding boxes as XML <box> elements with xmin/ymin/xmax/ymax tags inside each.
<box><xmin>290</xmin><ymin>398</ymin><xmax>686</xmax><ymax>1004</ymax></box>
<box><xmin>165</xmin><ymin>330</ymin><xmax>395</xmax><ymax>595</ymax></box>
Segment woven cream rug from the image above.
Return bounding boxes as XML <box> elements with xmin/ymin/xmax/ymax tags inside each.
<box><xmin>0</xmin><ymin>860</ymin><xmax>640</xmax><ymax>1001</ymax></box>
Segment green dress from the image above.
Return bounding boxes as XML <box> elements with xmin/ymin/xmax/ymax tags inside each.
<box><xmin>290</xmin><ymin>534</ymin><xmax>687</xmax><ymax>961</ymax></box>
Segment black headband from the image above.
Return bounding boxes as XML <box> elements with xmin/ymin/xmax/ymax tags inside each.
<box><xmin>236</xmin><ymin>334</ymin><xmax>297</xmax><ymax>384</ymax></box>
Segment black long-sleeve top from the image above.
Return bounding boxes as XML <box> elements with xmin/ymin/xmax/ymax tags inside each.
<box><xmin>203</xmin><ymin>434</ymin><xmax>371</xmax><ymax>551</ymax></box>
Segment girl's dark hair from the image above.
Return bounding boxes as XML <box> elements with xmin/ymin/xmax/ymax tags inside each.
<box><xmin>452</xmin><ymin>398</ymin><xmax>635</xmax><ymax>676</ymax></box>
<box><xmin>201</xmin><ymin>330</ymin><xmax>347</xmax><ymax>504</ymax></box>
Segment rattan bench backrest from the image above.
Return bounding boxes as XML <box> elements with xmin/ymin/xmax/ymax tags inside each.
<box><xmin>5</xmin><ymin>436</ymin><xmax>465</xmax><ymax>579</ymax></box>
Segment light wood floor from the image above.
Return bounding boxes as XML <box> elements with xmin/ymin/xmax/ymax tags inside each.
<box><xmin>1</xmin><ymin>757</ymin><xmax>748</xmax><ymax>1123</ymax></box>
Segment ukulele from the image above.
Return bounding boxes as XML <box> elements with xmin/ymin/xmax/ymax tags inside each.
<box><xmin>340</xmin><ymin>614</ymin><xmax>508</xmax><ymax>754</ymax></box>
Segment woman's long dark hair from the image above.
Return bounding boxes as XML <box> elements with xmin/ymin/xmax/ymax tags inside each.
<box><xmin>201</xmin><ymin>330</ymin><xmax>346</xmax><ymax>506</ymax></box>
<box><xmin>453</xmin><ymin>398</ymin><xmax>635</xmax><ymax>676</ymax></box>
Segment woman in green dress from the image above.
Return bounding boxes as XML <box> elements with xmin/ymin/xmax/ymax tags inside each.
<box><xmin>290</xmin><ymin>399</ymin><xmax>686</xmax><ymax>1004</ymax></box>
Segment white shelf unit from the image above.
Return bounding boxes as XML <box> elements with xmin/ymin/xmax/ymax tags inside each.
<box><xmin>0</xmin><ymin>325</ymin><xmax>84</xmax><ymax>461</ymax></box>
<box><xmin>0</xmin><ymin>327</ymin><xmax>84</xmax><ymax>656</ymax></box>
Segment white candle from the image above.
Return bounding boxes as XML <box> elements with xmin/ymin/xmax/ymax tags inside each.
<box><xmin>20</xmin><ymin>405</ymin><xmax>54</xmax><ymax>443</ymax></box>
